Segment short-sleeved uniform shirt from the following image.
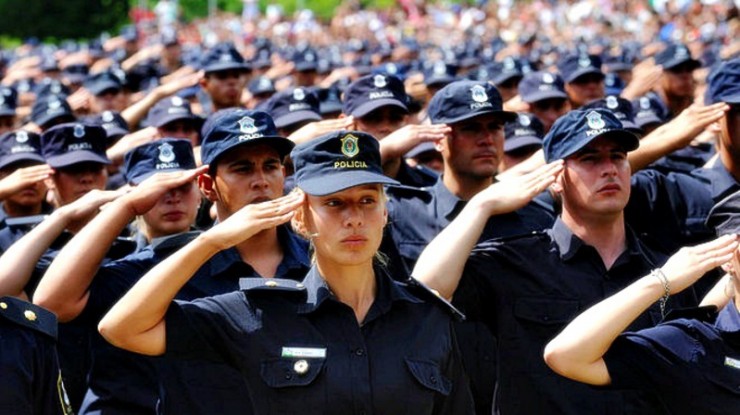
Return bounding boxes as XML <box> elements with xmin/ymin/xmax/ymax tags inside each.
<box><xmin>453</xmin><ymin>218</ymin><xmax>700</xmax><ymax>414</ymax></box>
<box><xmin>158</xmin><ymin>226</ymin><xmax>311</xmax><ymax>415</ymax></box>
<box><xmin>165</xmin><ymin>265</ymin><xmax>475</xmax><ymax>415</ymax></box>
<box><xmin>604</xmin><ymin>301</ymin><xmax>740</xmax><ymax>414</ymax></box>
<box><xmin>0</xmin><ymin>296</ymin><xmax>73</xmax><ymax>415</ymax></box>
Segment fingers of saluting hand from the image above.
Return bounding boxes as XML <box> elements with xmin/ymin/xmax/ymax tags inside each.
<box><xmin>691</xmin><ymin>234</ymin><xmax>739</xmax><ymax>268</ymax></box>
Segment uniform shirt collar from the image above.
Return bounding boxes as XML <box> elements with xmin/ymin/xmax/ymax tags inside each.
<box><xmin>715</xmin><ymin>300</ymin><xmax>740</xmax><ymax>334</ymax></box>
<box><xmin>703</xmin><ymin>161</ymin><xmax>740</xmax><ymax>203</ymax></box>
<box><xmin>432</xmin><ymin>176</ymin><xmax>467</xmax><ymax>220</ymax></box>
<box><xmin>298</xmin><ymin>264</ymin><xmax>421</xmax><ymax>315</ymax></box>
<box><xmin>551</xmin><ymin>216</ymin><xmax>648</xmax><ymax>262</ymax></box>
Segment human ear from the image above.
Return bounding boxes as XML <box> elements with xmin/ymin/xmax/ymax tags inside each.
<box><xmin>198</xmin><ymin>173</ymin><xmax>219</xmax><ymax>203</ymax></box>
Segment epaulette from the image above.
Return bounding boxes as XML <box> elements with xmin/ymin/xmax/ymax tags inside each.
<box><xmin>386</xmin><ymin>184</ymin><xmax>432</xmax><ymax>200</ymax></box>
<box><xmin>152</xmin><ymin>231</ymin><xmax>201</xmax><ymax>253</ymax></box>
<box><xmin>0</xmin><ymin>296</ymin><xmax>57</xmax><ymax>339</ymax></box>
<box><xmin>239</xmin><ymin>278</ymin><xmax>308</xmax><ymax>293</ymax></box>
<box><xmin>5</xmin><ymin>214</ymin><xmax>47</xmax><ymax>228</ymax></box>
<box><xmin>473</xmin><ymin>230</ymin><xmax>549</xmax><ymax>250</ymax></box>
<box><xmin>664</xmin><ymin>305</ymin><xmax>718</xmax><ymax>323</ymax></box>
<box><xmin>403</xmin><ymin>277</ymin><xmax>466</xmax><ymax>322</ymax></box>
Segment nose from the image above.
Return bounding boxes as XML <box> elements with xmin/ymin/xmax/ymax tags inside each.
<box><xmin>600</xmin><ymin>158</ymin><xmax>619</xmax><ymax>176</ymax></box>
<box><xmin>163</xmin><ymin>188</ymin><xmax>183</xmax><ymax>204</ymax></box>
<box><xmin>251</xmin><ymin>169</ymin><xmax>270</xmax><ymax>190</ymax></box>
<box><xmin>343</xmin><ymin>204</ymin><xmax>364</xmax><ymax>228</ymax></box>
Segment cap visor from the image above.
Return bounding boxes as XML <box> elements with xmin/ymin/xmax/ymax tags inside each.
<box><xmin>567</xmin><ymin>69</ymin><xmax>605</xmax><ymax>84</ymax></box>
<box><xmin>298</xmin><ymin>171</ymin><xmax>399</xmax><ymax>196</ymax></box>
<box><xmin>0</xmin><ymin>154</ymin><xmax>45</xmax><ymax>170</ymax></box>
<box><xmin>521</xmin><ymin>90</ymin><xmax>568</xmax><ymax>103</ymax></box>
<box><xmin>128</xmin><ymin>168</ymin><xmax>185</xmax><ymax>185</ymax></box>
<box><xmin>274</xmin><ymin>111</ymin><xmax>322</xmax><ymax>129</ymax></box>
<box><xmin>153</xmin><ymin>113</ymin><xmax>196</xmax><ymax>128</ymax></box>
<box><xmin>208</xmin><ymin>136</ymin><xmax>295</xmax><ymax>165</ymax></box>
<box><xmin>204</xmin><ymin>63</ymin><xmax>250</xmax><ymax>73</ymax></box>
<box><xmin>441</xmin><ymin>109</ymin><xmax>517</xmax><ymax>125</ymax></box>
<box><xmin>504</xmin><ymin>136</ymin><xmax>543</xmax><ymax>152</ymax></box>
<box><xmin>46</xmin><ymin>151</ymin><xmax>111</xmax><ymax>168</ymax></box>
<box><xmin>561</xmin><ymin>129</ymin><xmax>639</xmax><ymax>161</ymax></box>
<box><xmin>352</xmin><ymin>99</ymin><xmax>408</xmax><ymax>118</ymax></box>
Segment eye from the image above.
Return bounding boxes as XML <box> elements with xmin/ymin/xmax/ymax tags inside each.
<box><xmin>324</xmin><ymin>199</ymin><xmax>342</xmax><ymax>207</ymax></box>
<box><xmin>360</xmin><ymin>196</ymin><xmax>377</xmax><ymax>205</ymax></box>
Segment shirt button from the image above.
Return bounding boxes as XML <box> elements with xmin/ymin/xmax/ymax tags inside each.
<box><xmin>355</xmin><ymin>348</ymin><xmax>365</xmax><ymax>357</ymax></box>
<box><xmin>430</xmin><ymin>376</ymin><xmax>438</xmax><ymax>384</ymax></box>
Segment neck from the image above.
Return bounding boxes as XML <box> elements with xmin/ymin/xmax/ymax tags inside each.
<box><xmin>1</xmin><ymin>201</ymin><xmax>42</xmax><ymax>218</ymax></box>
<box><xmin>442</xmin><ymin>169</ymin><xmax>494</xmax><ymax>201</ymax></box>
<box><xmin>235</xmin><ymin>227</ymin><xmax>284</xmax><ymax>278</ymax></box>
<box><xmin>316</xmin><ymin>259</ymin><xmax>377</xmax><ymax>324</ymax></box>
<box><xmin>718</xmin><ymin>148</ymin><xmax>740</xmax><ymax>183</ymax></box>
<box><xmin>561</xmin><ymin>209</ymin><xmax>627</xmax><ymax>270</ymax></box>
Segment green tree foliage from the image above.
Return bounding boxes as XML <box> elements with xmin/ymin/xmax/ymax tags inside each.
<box><xmin>0</xmin><ymin>0</ymin><xmax>129</xmax><ymax>40</ymax></box>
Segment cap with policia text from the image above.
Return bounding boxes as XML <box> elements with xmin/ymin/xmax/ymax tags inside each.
<box><xmin>427</xmin><ymin>80</ymin><xmax>516</xmax><ymax>125</ymax></box>
<box><xmin>123</xmin><ymin>139</ymin><xmax>196</xmax><ymax>184</ymax></box>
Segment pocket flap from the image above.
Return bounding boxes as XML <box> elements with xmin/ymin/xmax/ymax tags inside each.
<box><xmin>514</xmin><ymin>297</ymin><xmax>580</xmax><ymax>325</ymax></box>
<box><xmin>260</xmin><ymin>357</ymin><xmax>324</xmax><ymax>388</ymax></box>
<box><xmin>404</xmin><ymin>358</ymin><xmax>451</xmax><ymax>395</ymax></box>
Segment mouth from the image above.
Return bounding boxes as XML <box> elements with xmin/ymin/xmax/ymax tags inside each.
<box><xmin>251</xmin><ymin>196</ymin><xmax>272</xmax><ymax>204</ymax></box>
<box><xmin>598</xmin><ymin>183</ymin><xmax>621</xmax><ymax>194</ymax></box>
<box><xmin>341</xmin><ymin>235</ymin><xmax>367</xmax><ymax>247</ymax></box>
<box><xmin>162</xmin><ymin>211</ymin><xmax>186</xmax><ymax>221</ymax></box>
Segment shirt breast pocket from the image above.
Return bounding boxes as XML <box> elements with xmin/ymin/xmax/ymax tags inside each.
<box><xmin>260</xmin><ymin>357</ymin><xmax>326</xmax><ymax>413</ymax></box>
<box><xmin>513</xmin><ymin>297</ymin><xmax>580</xmax><ymax>336</ymax></box>
<box><xmin>403</xmin><ymin>358</ymin><xmax>451</xmax><ymax>412</ymax></box>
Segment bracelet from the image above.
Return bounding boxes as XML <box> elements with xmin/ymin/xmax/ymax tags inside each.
<box><xmin>650</xmin><ymin>268</ymin><xmax>670</xmax><ymax>320</ymax></box>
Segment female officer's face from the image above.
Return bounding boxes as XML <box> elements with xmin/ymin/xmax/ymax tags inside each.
<box><xmin>141</xmin><ymin>180</ymin><xmax>201</xmax><ymax>240</ymax></box>
<box><xmin>303</xmin><ymin>184</ymin><xmax>387</xmax><ymax>270</ymax></box>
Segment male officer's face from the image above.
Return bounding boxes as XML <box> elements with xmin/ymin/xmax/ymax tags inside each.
<box><xmin>661</xmin><ymin>63</ymin><xmax>696</xmax><ymax>99</ymax></box>
<box><xmin>565</xmin><ymin>73</ymin><xmax>605</xmax><ymax>108</ymax></box>
<box><xmin>48</xmin><ymin>162</ymin><xmax>108</xmax><ymax>206</ymax></box>
<box><xmin>354</xmin><ymin>106</ymin><xmax>406</xmax><ymax>140</ymax></box>
<box><xmin>530</xmin><ymin>98</ymin><xmax>570</xmax><ymax>133</ymax></box>
<box><xmin>158</xmin><ymin>120</ymin><xmax>198</xmax><ymax>146</ymax></box>
<box><xmin>204</xmin><ymin>144</ymin><xmax>285</xmax><ymax>220</ymax></box>
<box><xmin>556</xmin><ymin>136</ymin><xmax>631</xmax><ymax>220</ymax></box>
<box><xmin>201</xmin><ymin>70</ymin><xmax>249</xmax><ymax>110</ymax></box>
<box><xmin>91</xmin><ymin>89</ymin><xmax>126</xmax><ymax>113</ymax></box>
<box><xmin>438</xmin><ymin>113</ymin><xmax>506</xmax><ymax>179</ymax></box>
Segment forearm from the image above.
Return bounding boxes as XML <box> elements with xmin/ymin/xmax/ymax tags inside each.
<box><xmin>544</xmin><ymin>273</ymin><xmax>665</xmax><ymax>383</ymax></box>
<box><xmin>628</xmin><ymin>124</ymin><xmax>684</xmax><ymax>171</ymax></box>
<box><xmin>699</xmin><ymin>273</ymin><xmax>732</xmax><ymax>309</ymax></box>
<box><xmin>0</xmin><ymin>209</ymin><xmax>71</xmax><ymax>297</ymax></box>
<box><xmin>413</xmin><ymin>202</ymin><xmax>491</xmax><ymax>299</ymax></box>
<box><xmin>34</xmin><ymin>201</ymin><xmax>135</xmax><ymax>321</ymax></box>
<box><xmin>121</xmin><ymin>88</ymin><xmax>164</xmax><ymax>128</ymax></box>
<box><xmin>98</xmin><ymin>232</ymin><xmax>221</xmax><ymax>354</ymax></box>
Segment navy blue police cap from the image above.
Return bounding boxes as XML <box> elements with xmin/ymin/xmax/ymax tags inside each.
<box><xmin>200</xmin><ymin>42</ymin><xmax>250</xmax><ymax>73</ymax></box>
<box><xmin>581</xmin><ymin>96</ymin><xmax>641</xmax><ymax>133</ymax></box>
<box><xmin>251</xmin><ymin>49</ymin><xmax>272</xmax><ymax>70</ymax></box>
<box><xmin>293</xmin><ymin>48</ymin><xmax>319</xmax><ymax>72</ymax></box>
<box><xmin>85</xmin><ymin>110</ymin><xmax>129</xmax><ymax>140</ymax></box>
<box><xmin>631</xmin><ymin>95</ymin><xmax>667</xmax><ymax>128</ymax></box>
<box><xmin>146</xmin><ymin>96</ymin><xmax>197</xmax><ymax>128</ymax></box>
<box><xmin>706</xmin><ymin>189</ymin><xmax>740</xmax><ymax>236</ymax></box>
<box><xmin>263</xmin><ymin>87</ymin><xmax>321</xmax><ymax>129</ymax></box>
<box><xmin>41</xmin><ymin>123</ymin><xmax>110</xmax><ymax>168</ymax></box>
<box><xmin>655</xmin><ymin>44</ymin><xmax>701</xmax><ymax>71</ymax></box>
<box><xmin>248</xmin><ymin>76</ymin><xmax>276</xmax><ymax>96</ymax></box>
<box><xmin>33</xmin><ymin>79</ymin><xmax>70</xmax><ymax>100</ymax></box>
<box><xmin>705</xmin><ymin>58</ymin><xmax>740</xmax><ymax>105</ymax></box>
<box><xmin>604</xmin><ymin>72</ymin><xmax>625</xmax><ymax>96</ymax></box>
<box><xmin>62</xmin><ymin>63</ymin><xmax>90</xmax><ymax>84</ymax></box>
<box><xmin>84</xmin><ymin>72</ymin><xmax>122</xmax><ymax>96</ymax></box>
<box><xmin>291</xmin><ymin>130</ymin><xmax>399</xmax><ymax>196</ymax></box>
<box><xmin>424</xmin><ymin>61</ymin><xmax>457</xmax><ymax>87</ymax></box>
<box><xmin>372</xmin><ymin>62</ymin><xmax>410</xmax><ymax>81</ymax></box>
<box><xmin>543</xmin><ymin>108</ymin><xmax>639</xmax><ymax>162</ymax></box>
<box><xmin>428</xmin><ymin>80</ymin><xmax>516</xmax><ymax>125</ymax></box>
<box><xmin>0</xmin><ymin>86</ymin><xmax>17</xmax><ymax>117</ymax></box>
<box><xmin>557</xmin><ymin>53</ymin><xmax>605</xmax><ymax>83</ymax></box>
<box><xmin>504</xmin><ymin>113</ymin><xmax>544</xmax><ymax>153</ymax></box>
<box><xmin>123</xmin><ymin>139</ymin><xmax>196</xmax><ymax>184</ymax></box>
<box><xmin>490</xmin><ymin>57</ymin><xmax>526</xmax><ymax>86</ymax></box>
<box><xmin>518</xmin><ymin>71</ymin><xmax>568</xmax><ymax>104</ymax></box>
<box><xmin>0</xmin><ymin>130</ymin><xmax>45</xmax><ymax>170</ymax></box>
<box><xmin>200</xmin><ymin>109</ymin><xmax>294</xmax><ymax>166</ymax></box>
<box><xmin>31</xmin><ymin>95</ymin><xmax>75</xmax><ymax>128</ymax></box>
<box><xmin>342</xmin><ymin>74</ymin><xmax>408</xmax><ymax>118</ymax></box>
<box><xmin>405</xmin><ymin>141</ymin><xmax>437</xmax><ymax>159</ymax></box>
<box><xmin>317</xmin><ymin>86</ymin><xmax>343</xmax><ymax>115</ymax></box>
<box><xmin>604</xmin><ymin>53</ymin><xmax>634</xmax><ymax>72</ymax></box>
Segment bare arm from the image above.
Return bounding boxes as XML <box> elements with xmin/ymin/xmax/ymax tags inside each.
<box><xmin>120</xmin><ymin>71</ymin><xmax>202</xmax><ymax>128</ymax></box>
<box><xmin>544</xmin><ymin>235</ymin><xmax>738</xmax><ymax>386</ymax></box>
<box><xmin>413</xmin><ymin>161</ymin><xmax>563</xmax><ymax>298</ymax></box>
<box><xmin>379</xmin><ymin>124</ymin><xmax>450</xmax><ymax>179</ymax></box>
<box><xmin>0</xmin><ymin>164</ymin><xmax>54</xmax><ymax>201</ymax></box>
<box><xmin>0</xmin><ymin>190</ymin><xmax>123</xmax><ymax>299</ymax></box>
<box><xmin>98</xmin><ymin>191</ymin><xmax>305</xmax><ymax>356</ymax></box>
<box><xmin>34</xmin><ymin>168</ymin><xmax>207</xmax><ymax>322</ymax></box>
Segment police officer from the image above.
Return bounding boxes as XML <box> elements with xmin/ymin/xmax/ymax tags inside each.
<box><xmin>557</xmin><ymin>52</ymin><xmax>606</xmax><ymax>109</ymax></box>
<box><xmin>652</xmin><ymin>44</ymin><xmax>702</xmax><ymax>119</ymax></box>
<box><xmin>545</xmin><ymin>191</ymin><xmax>740</xmax><ymax>415</ymax></box>
<box><xmin>0</xmin><ymin>295</ymin><xmax>73</xmax><ymax>415</ymax></box>
<box><xmin>517</xmin><ymin>71</ymin><xmax>571</xmax><ymax>133</ymax></box>
<box><xmin>414</xmin><ymin>109</ymin><xmax>701</xmax><ymax>414</ymax></box>
<box><xmin>35</xmin><ymin>139</ymin><xmax>203</xmax><ymax>414</ymax></box>
<box><xmin>0</xmin><ymin>131</ymin><xmax>53</xmax><ymax>226</ymax></box>
<box><xmin>98</xmin><ymin>130</ymin><xmax>475</xmax><ymax>414</ymax></box>
<box><xmin>198</xmin><ymin>43</ymin><xmax>251</xmax><ymax>114</ymax></box>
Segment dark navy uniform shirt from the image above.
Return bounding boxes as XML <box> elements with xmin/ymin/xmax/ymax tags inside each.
<box><xmin>387</xmin><ymin>177</ymin><xmax>555</xmax><ymax>272</ymax></box>
<box><xmin>453</xmin><ymin>218</ymin><xmax>699</xmax><ymax>414</ymax></box>
<box><xmin>604</xmin><ymin>301</ymin><xmax>740</xmax><ymax>415</ymax></box>
<box><xmin>164</xmin><ymin>265</ymin><xmax>474</xmax><ymax>415</ymax></box>
<box><xmin>0</xmin><ymin>296</ymin><xmax>73</xmax><ymax>415</ymax></box>
<box><xmin>158</xmin><ymin>225</ymin><xmax>311</xmax><ymax>415</ymax></box>
<box><xmin>647</xmin><ymin>142</ymin><xmax>715</xmax><ymax>176</ymax></box>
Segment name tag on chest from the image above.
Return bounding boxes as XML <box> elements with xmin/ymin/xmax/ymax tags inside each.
<box><xmin>281</xmin><ymin>347</ymin><xmax>327</xmax><ymax>359</ymax></box>
<box><xmin>724</xmin><ymin>356</ymin><xmax>740</xmax><ymax>370</ymax></box>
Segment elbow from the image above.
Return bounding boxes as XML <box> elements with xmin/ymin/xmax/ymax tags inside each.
<box><xmin>543</xmin><ymin>340</ymin><xmax>571</xmax><ymax>377</ymax></box>
<box><xmin>34</xmin><ymin>295</ymin><xmax>81</xmax><ymax>323</ymax></box>
<box><xmin>98</xmin><ymin>318</ymin><xmax>126</xmax><ymax>349</ymax></box>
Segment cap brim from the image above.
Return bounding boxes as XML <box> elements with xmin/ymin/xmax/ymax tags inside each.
<box><xmin>103</xmin><ymin>126</ymin><xmax>129</xmax><ymax>138</ymax></box>
<box><xmin>352</xmin><ymin>99</ymin><xmax>408</xmax><ymax>118</ymax></box>
<box><xmin>47</xmin><ymin>151</ymin><xmax>111</xmax><ymax>168</ymax></box>
<box><xmin>152</xmin><ymin>113</ymin><xmax>197</xmax><ymax>128</ymax></box>
<box><xmin>635</xmin><ymin>114</ymin><xmax>664</xmax><ymax>128</ymax></box>
<box><xmin>566</xmin><ymin>69</ymin><xmax>605</xmax><ymax>83</ymax></box>
<box><xmin>560</xmin><ymin>129</ymin><xmax>639</xmax><ymax>161</ymax></box>
<box><xmin>663</xmin><ymin>59</ymin><xmax>701</xmax><ymax>71</ymax></box>
<box><xmin>207</xmin><ymin>136</ymin><xmax>295</xmax><ymax>166</ymax></box>
<box><xmin>438</xmin><ymin>110</ymin><xmax>517</xmax><ymax>125</ymax></box>
<box><xmin>274</xmin><ymin>111</ymin><xmax>321</xmax><ymax>129</ymax></box>
<box><xmin>204</xmin><ymin>63</ymin><xmax>251</xmax><ymax>73</ymax></box>
<box><xmin>128</xmin><ymin>168</ymin><xmax>186</xmax><ymax>185</ymax></box>
<box><xmin>87</xmin><ymin>82</ymin><xmax>121</xmax><ymax>96</ymax></box>
<box><xmin>0</xmin><ymin>154</ymin><xmax>45</xmax><ymax>170</ymax></box>
<box><xmin>319</xmin><ymin>102</ymin><xmax>343</xmax><ymax>115</ymax></box>
<box><xmin>405</xmin><ymin>142</ymin><xmax>437</xmax><ymax>158</ymax></box>
<box><xmin>493</xmin><ymin>73</ymin><xmax>523</xmax><ymax>86</ymax></box>
<box><xmin>0</xmin><ymin>108</ymin><xmax>16</xmax><ymax>117</ymax></box>
<box><xmin>504</xmin><ymin>136</ymin><xmax>543</xmax><ymax>152</ymax></box>
<box><xmin>521</xmin><ymin>90</ymin><xmax>568</xmax><ymax>103</ymax></box>
<box><xmin>298</xmin><ymin>170</ymin><xmax>399</xmax><ymax>196</ymax></box>
<box><xmin>36</xmin><ymin>113</ymin><xmax>75</xmax><ymax>128</ymax></box>
<box><xmin>606</xmin><ymin>63</ymin><xmax>633</xmax><ymax>72</ymax></box>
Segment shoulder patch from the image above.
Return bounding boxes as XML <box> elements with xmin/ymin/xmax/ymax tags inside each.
<box><xmin>403</xmin><ymin>278</ymin><xmax>466</xmax><ymax>321</ymax></box>
<box><xmin>386</xmin><ymin>184</ymin><xmax>433</xmax><ymax>201</ymax></box>
<box><xmin>0</xmin><ymin>296</ymin><xmax>57</xmax><ymax>339</ymax></box>
<box><xmin>239</xmin><ymin>278</ymin><xmax>307</xmax><ymax>292</ymax></box>
<box><xmin>473</xmin><ymin>230</ymin><xmax>549</xmax><ymax>251</ymax></box>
